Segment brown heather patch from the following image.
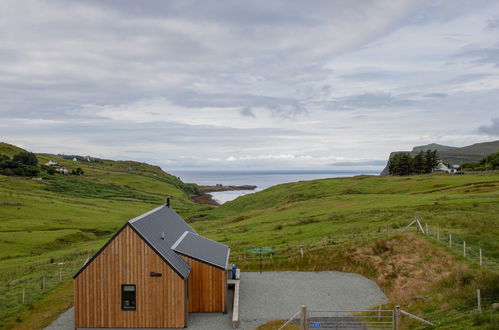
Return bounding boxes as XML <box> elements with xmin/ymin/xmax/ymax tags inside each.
<box><xmin>344</xmin><ymin>233</ymin><xmax>462</xmax><ymax>305</ymax></box>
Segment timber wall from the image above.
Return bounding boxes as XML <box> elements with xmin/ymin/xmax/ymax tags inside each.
<box><xmin>74</xmin><ymin>225</ymin><xmax>187</xmax><ymax>328</ymax></box>
<box><xmin>183</xmin><ymin>256</ymin><xmax>227</xmax><ymax>313</ymax></box>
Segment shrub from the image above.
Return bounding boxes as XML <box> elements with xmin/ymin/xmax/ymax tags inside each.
<box><xmin>12</xmin><ymin>151</ymin><xmax>38</xmax><ymax>166</ymax></box>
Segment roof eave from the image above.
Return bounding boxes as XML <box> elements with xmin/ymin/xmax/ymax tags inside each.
<box><xmin>173</xmin><ymin>248</ymin><xmax>230</xmax><ymax>271</ymax></box>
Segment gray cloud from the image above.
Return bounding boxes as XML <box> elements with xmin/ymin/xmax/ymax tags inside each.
<box><xmin>240</xmin><ymin>107</ymin><xmax>256</xmax><ymax>118</ymax></box>
<box><xmin>487</xmin><ymin>18</ymin><xmax>499</xmax><ymax>30</ymax></box>
<box><xmin>330</xmin><ymin>93</ymin><xmax>416</xmax><ymax>110</ymax></box>
<box><xmin>339</xmin><ymin>71</ymin><xmax>389</xmax><ymax>81</ymax></box>
<box><xmin>168</xmin><ymin>92</ymin><xmax>307</xmax><ymax>119</ymax></box>
<box><xmin>455</xmin><ymin>48</ymin><xmax>499</xmax><ymax>67</ymax></box>
<box><xmin>478</xmin><ymin>118</ymin><xmax>499</xmax><ymax>136</ymax></box>
<box><xmin>329</xmin><ymin>160</ymin><xmax>387</xmax><ymax>166</ymax></box>
<box><xmin>424</xmin><ymin>93</ymin><xmax>448</xmax><ymax>98</ymax></box>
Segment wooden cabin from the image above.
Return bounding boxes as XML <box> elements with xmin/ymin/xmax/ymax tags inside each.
<box><xmin>73</xmin><ymin>203</ymin><xmax>230</xmax><ymax>328</ymax></box>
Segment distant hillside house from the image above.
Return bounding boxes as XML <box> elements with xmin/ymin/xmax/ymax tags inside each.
<box><xmin>73</xmin><ymin>203</ymin><xmax>230</xmax><ymax>328</ymax></box>
<box><xmin>72</xmin><ymin>157</ymin><xmax>78</xmax><ymax>162</ymax></box>
<box><xmin>45</xmin><ymin>160</ymin><xmax>58</xmax><ymax>166</ymax></box>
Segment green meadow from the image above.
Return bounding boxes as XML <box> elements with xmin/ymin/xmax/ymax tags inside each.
<box><xmin>203</xmin><ymin>174</ymin><xmax>499</xmax><ymax>258</ymax></box>
<box><xmin>0</xmin><ymin>142</ymin><xmax>498</xmax><ymax>329</ymax></box>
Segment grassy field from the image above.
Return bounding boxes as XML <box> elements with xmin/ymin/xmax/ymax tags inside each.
<box><xmin>0</xmin><ymin>142</ymin><xmax>498</xmax><ymax>329</ymax></box>
<box><xmin>197</xmin><ymin>173</ymin><xmax>499</xmax><ymax>329</ymax></box>
<box><xmin>201</xmin><ymin>173</ymin><xmax>499</xmax><ymax>258</ymax></box>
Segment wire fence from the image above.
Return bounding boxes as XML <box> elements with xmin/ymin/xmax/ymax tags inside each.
<box><xmin>0</xmin><ymin>250</ymin><xmax>94</xmax><ymax>325</ymax></box>
<box><xmin>412</xmin><ymin>222</ymin><xmax>499</xmax><ymax>270</ymax></box>
<box><xmin>232</xmin><ymin>223</ymin><xmax>499</xmax><ymax>272</ymax></box>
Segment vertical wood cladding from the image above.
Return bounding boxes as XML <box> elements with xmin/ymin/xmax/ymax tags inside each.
<box><xmin>74</xmin><ymin>225</ymin><xmax>186</xmax><ymax>328</ymax></box>
<box><xmin>183</xmin><ymin>256</ymin><xmax>226</xmax><ymax>313</ymax></box>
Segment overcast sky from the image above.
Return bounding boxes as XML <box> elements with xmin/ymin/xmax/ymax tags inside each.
<box><xmin>1</xmin><ymin>0</ymin><xmax>499</xmax><ymax>171</ymax></box>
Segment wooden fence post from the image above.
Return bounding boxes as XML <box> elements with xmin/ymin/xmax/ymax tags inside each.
<box><xmin>463</xmin><ymin>241</ymin><xmax>466</xmax><ymax>257</ymax></box>
<box><xmin>22</xmin><ymin>288</ymin><xmax>25</xmax><ymax>304</ymax></box>
<box><xmin>449</xmin><ymin>234</ymin><xmax>452</xmax><ymax>248</ymax></box>
<box><xmin>479</xmin><ymin>248</ymin><xmax>483</xmax><ymax>266</ymax></box>
<box><xmin>477</xmin><ymin>289</ymin><xmax>482</xmax><ymax>313</ymax></box>
<box><xmin>300</xmin><ymin>305</ymin><xmax>308</xmax><ymax>330</ymax></box>
<box><xmin>425</xmin><ymin>223</ymin><xmax>429</xmax><ymax>235</ymax></box>
<box><xmin>300</xmin><ymin>248</ymin><xmax>304</xmax><ymax>258</ymax></box>
<box><xmin>395</xmin><ymin>305</ymin><xmax>401</xmax><ymax>330</ymax></box>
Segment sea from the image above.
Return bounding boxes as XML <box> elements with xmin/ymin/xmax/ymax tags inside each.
<box><xmin>170</xmin><ymin>170</ymin><xmax>379</xmax><ymax>204</ymax></box>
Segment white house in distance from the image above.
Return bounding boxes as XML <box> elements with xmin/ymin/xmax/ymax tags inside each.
<box><xmin>434</xmin><ymin>161</ymin><xmax>461</xmax><ymax>174</ymax></box>
<box><xmin>45</xmin><ymin>160</ymin><xmax>58</xmax><ymax>166</ymax></box>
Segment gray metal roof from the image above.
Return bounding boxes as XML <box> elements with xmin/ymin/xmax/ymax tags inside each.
<box><xmin>74</xmin><ymin>204</ymin><xmax>229</xmax><ymax>280</ymax></box>
<box><xmin>172</xmin><ymin>231</ymin><xmax>230</xmax><ymax>270</ymax></box>
<box><xmin>129</xmin><ymin>204</ymin><xmax>196</xmax><ymax>279</ymax></box>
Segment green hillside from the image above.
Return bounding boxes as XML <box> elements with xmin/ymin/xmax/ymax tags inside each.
<box><xmin>0</xmin><ymin>143</ymin><xmax>213</xmax><ymax>328</ymax></box>
<box><xmin>196</xmin><ymin>173</ymin><xmax>499</xmax><ymax>329</ymax></box>
<box><xmin>1</xmin><ymin>142</ymin><xmax>498</xmax><ymax>329</ymax></box>
<box><xmin>202</xmin><ymin>174</ymin><xmax>498</xmax><ymax>255</ymax></box>
<box><xmin>0</xmin><ymin>143</ymin><xmax>26</xmax><ymax>158</ymax></box>
<box><xmin>0</xmin><ymin>143</ymin><xmax>210</xmax><ymax>263</ymax></box>
<box><xmin>412</xmin><ymin>143</ymin><xmax>458</xmax><ymax>153</ymax></box>
<box><xmin>411</xmin><ymin>140</ymin><xmax>499</xmax><ymax>164</ymax></box>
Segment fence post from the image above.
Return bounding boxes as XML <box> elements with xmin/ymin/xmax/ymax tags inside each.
<box><xmin>22</xmin><ymin>288</ymin><xmax>25</xmax><ymax>304</ymax></box>
<box><xmin>449</xmin><ymin>234</ymin><xmax>452</xmax><ymax>248</ymax></box>
<box><xmin>395</xmin><ymin>305</ymin><xmax>401</xmax><ymax>330</ymax></box>
<box><xmin>477</xmin><ymin>289</ymin><xmax>482</xmax><ymax>313</ymax></box>
<box><xmin>425</xmin><ymin>223</ymin><xmax>429</xmax><ymax>235</ymax></box>
<box><xmin>59</xmin><ymin>268</ymin><xmax>62</xmax><ymax>281</ymax></box>
<box><xmin>479</xmin><ymin>248</ymin><xmax>483</xmax><ymax>266</ymax></box>
<box><xmin>300</xmin><ymin>305</ymin><xmax>308</xmax><ymax>330</ymax></box>
<box><xmin>42</xmin><ymin>276</ymin><xmax>45</xmax><ymax>290</ymax></box>
<box><xmin>300</xmin><ymin>248</ymin><xmax>304</xmax><ymax>258</ymax></box>
<box><xmin>463</xmin><ymin>241</ymin><xmax>466</xmax><ymax>257</ymax></box>
<box><xmin>437</xmin><ymin>227</ymin><xmax>439</xmax><ymax>241</ymax></box>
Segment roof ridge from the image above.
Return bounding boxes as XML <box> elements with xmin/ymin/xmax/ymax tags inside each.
<box><xmin>129</xmin><ymin>204</ymin><xmax>165</xmax><ymax>223</ymax></box>
<box><xmin>171</xmin><ymin>230</ymin><xmax>189</xmax><ymax>250</ymax></box>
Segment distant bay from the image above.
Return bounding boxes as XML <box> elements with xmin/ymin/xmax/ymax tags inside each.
<box><xmin>171</xmin><ymin>170</ymin><xmax>379</xmax><ymax>204</ymax></box>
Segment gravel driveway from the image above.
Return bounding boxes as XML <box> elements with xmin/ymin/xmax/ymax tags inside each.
<box><xmin>45</xmin><ymin>271</ymin><xmax>387</xmax><ymax>330</ymax></box>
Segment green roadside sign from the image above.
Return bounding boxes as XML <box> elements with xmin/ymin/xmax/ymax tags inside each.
<box><xmin>245</xmin><ymin>247</ymin><xmax>274</xmax><ymax>254</ymax></box>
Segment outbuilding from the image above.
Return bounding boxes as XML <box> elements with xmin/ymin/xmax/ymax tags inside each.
<box><xmin>73</xmin><ymin>202</ymin><xmax>230</xmax><ymax>328</ymax></box>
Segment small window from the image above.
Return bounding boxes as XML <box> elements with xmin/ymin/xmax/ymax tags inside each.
<box><xmin>121</xmin><ymin>284</ymin><xmax>136</xmax><ymax>311</ymax></box>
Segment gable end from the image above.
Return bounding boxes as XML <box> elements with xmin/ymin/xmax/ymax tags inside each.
<box><xmin>72</xmin><ymin>222</ymin><xmax>129</xmax><ymax>279</ymax></box>
<box><xmin>73</xmin><ymin>223</ymin><xmax>190</xmax><ymax>279</ymax></box>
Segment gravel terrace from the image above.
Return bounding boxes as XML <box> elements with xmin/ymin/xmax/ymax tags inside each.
<box><xmin>45</xmin><ymin>271</ymin><xmax>387</xmax><ymax>330</ymax></box>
